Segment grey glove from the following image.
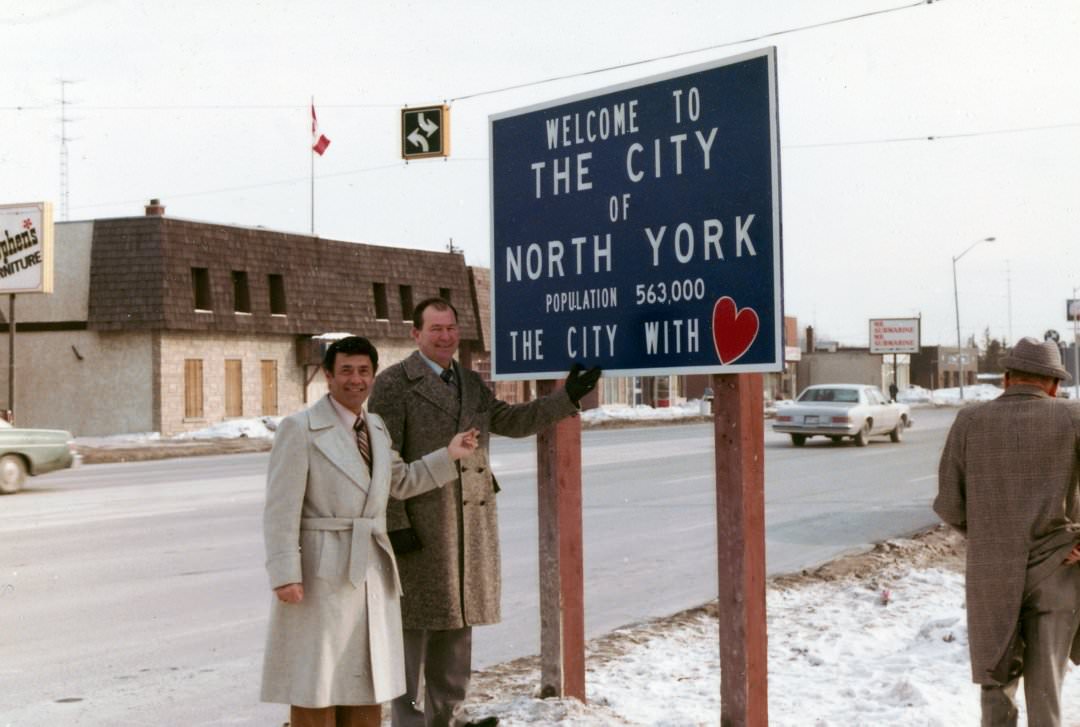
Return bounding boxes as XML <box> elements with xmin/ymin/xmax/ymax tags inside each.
<box><xmin>564</xmin><ymin>363</ymin><xmax>602</xmax><ymax>404</ymax></box>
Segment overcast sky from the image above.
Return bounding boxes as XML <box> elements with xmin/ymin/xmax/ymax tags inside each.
<box><xmin>3</xmin><ymin>0</ymin><xmax>1078</xmax><ymax>348</ymax></box>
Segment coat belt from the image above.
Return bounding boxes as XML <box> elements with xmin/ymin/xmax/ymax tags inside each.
<box><xmin>300</xmin><ymin>516</ymin><xmax>390</xmax><ymax>588</ymax></box>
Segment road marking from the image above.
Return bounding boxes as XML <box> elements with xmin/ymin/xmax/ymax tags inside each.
<box><xmin>665</xmin><ymin>474</ymin><xmax>712</xmax><ymax>484</ymax></box>
<box><xmin>0</xmin><ymin>507</ymin><xmax>202</xmax><ymax>533</ymax></box>
<box><xmin>908</xmin><ymin>474</ymin><xmax>937</xmax><ymax>483</ymax></box>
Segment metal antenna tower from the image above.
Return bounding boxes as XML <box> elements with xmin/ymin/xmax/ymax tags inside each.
<box><xmin>57</xmin><ymin>79</ymin><xmax>78</xmax><ymax>221</ymax></box>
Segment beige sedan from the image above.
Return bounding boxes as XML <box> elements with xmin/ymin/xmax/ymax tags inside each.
<box><xmin>772</xmin><ymin>384</ymin><xmax>912</xmax><ymax>447</ymax></box>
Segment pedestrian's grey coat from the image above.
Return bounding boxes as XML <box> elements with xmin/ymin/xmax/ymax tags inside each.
<box><xmin>368</xmin><ymin>351</ymin><xmax>578</xmax><ymax>629</ymax></box>
<box><xmin>934</xmin><ymin>384</ymin><xmax>1080</xmax><ymax>684</ymax></box>
<box><xmin>261</xmin><ymin>395</ymin><xmax>458</xmax><ymax>708</ymax></box>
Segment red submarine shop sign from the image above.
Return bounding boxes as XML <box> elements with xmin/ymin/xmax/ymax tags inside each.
<box><xmin>489</xmin><ymin>50</ymin><xmax>782</xmax><ymax>378</ymax></box>
<box><xmin>868</xmin><ymin>318</ymin><xmax>920</xmax><ymax>355</ymax></box>
<box><xmin>0</xmin><ymin>202</ymin><xmax>54</xmax><ymax>295</ymax></box>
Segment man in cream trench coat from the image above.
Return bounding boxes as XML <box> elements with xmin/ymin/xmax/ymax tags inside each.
<box><xmin>261</xmin><ymin>336</ymin><xmax>477</xmax><ymax>727</ymax></box>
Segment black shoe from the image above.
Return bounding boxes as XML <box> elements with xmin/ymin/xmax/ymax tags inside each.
<box><xmin>465</xmin><ymin>718</ymin><xmax>499</xmax><ymax>727</ymax></box>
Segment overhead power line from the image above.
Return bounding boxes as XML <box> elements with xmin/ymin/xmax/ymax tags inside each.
<box><xmin>0</xmin><ymin>102</ymin><xmax>400</xmax><ymax>112</ymax></box>
<box><xmin>8</xmin><ymin>1</ymin><xmax>931</xmax><ymax>113</ymax></box>
<box><xmin>449</xmin><ymin>0</ymin><xmax>931</xmax><ymax>102</ymax></box>
<box><xmin>786</xmin><ymin>121</ymin><xmax>1080</xmax><ymax>148</ymax></box>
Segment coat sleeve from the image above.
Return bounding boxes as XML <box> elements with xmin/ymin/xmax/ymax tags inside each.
<box><xmin>387</xmin><ymin>445</ymin><xmax>458</xmax><ymax>500</ymax></box>
<box><xmin>369</xmin><ymin>367</ymin><xmax>406</xmax><ymax>452</ymax></box>
<box><xmin>263</xmin><ymin>414</ymin><xmax>310</xmax><ymax>589</ymax></box>
<box><xmin>934</xmin><ymin>412</ymin><xmax>968</xmax><ymax>534</ymax></box>
<box><xmin>368</xmin><ymin>368</ymin><xmax>415</xmax><ymax>532</ymax></box>
<box><xmin>366</xmin><ymin>411</ymin><xmax>458</xmax><ymax>499</ymax></box>
<box><xmin>483</xmin><ymin>377</ymin><xmax>580</xmax><ymax>438</ymax></box>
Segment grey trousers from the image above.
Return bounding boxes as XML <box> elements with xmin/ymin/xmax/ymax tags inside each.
<box><xmin>981</xmin><ymin>563</ymin><xmax>1080</xmax><ymax>727</ymax></box>
<box><xmin>391</xmin><ymin>627</ymin><xmax>472</xmax><ymax>727</ymax></box>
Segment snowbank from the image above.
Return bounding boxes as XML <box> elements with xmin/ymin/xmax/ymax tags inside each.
<box><xmin>459</xmin><ymin>533</ymin><xmax>1080</xmax><ymax>726</ymax></box>
<box><xmin>171</xmin><ymin>416</ymin><xmax>281</xmax><ymax>440</ymax></box>
<box><xmin>580</xmin><ymin>401</ymin><xmax>708</xmax><ymax>425</ymax></box>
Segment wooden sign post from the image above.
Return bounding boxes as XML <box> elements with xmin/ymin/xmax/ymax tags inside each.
<box><xmin>535</xmin><ymin>379</ymin><xmax>587</xmax><ymax>700</ymax></box>
<box><xmin>713</xmin><ymin>373</ymin><xmax>768</xmax><ymax>726</ymax></box>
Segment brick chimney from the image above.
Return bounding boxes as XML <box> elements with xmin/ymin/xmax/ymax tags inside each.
<box><xmin>145</xmin><ymin>198</ymin><xmax>165</xmax><ymax>216</ymax></box>
<box><xmin>805</xmin><ymin>325</ymin><xmax>815</xmax><ymax>352</ymax></box>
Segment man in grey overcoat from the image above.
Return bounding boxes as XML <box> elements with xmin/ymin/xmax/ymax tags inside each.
<box><xmin>368</xmin><ymin>298</ymin><xmax>600</xmax><ymax>727</ymax></box>
<box><xmin>935</xmin><ymin>336</ymin><xmax>1080</xmax><ymax>726</ymax></box>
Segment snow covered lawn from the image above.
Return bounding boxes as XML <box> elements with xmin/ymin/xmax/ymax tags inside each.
<box><xmin>457</xmin><ymin>529</ymin><xmax>1080</xmax><ymax>726</ymax></box>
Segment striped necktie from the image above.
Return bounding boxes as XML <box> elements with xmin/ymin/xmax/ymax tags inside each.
<box><xmin>353</xmin><ymin>415</ymin><xmax>372</xmax><ymax>472</ymax></box>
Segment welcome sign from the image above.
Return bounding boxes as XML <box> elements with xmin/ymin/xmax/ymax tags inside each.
<box><xmin>489</xmin><ymin>49</ymin><xmax>783</xmax><ymax>379</ymax></box>
<box><xmin>0</xmin><ymin>202</ymin><xmax>54</xmax><ymax>294</ymax></box>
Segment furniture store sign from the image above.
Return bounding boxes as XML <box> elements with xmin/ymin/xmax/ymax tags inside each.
<box><xmin>489</xmin><ymin>49</ymin><xmax>782</xmax><ymax>379</ymax></box>
<box><xmin>869</xmin><ymin>318</ymin><xmax>920</xmax><ymax>354</ymax></box>
<box><xmin>0</xmin><ymin>202</ymin><xmax>54</xmax><ymax>294</ymax></box>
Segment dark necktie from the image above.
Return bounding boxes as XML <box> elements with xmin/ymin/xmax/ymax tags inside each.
<box><xmin>440</xmin><ymin>367</ymin><xmax>455</xmax><ymax>387</ymax></box>
<box><xmin>353</xmin><ymin>415</ymin><xmax>372</xmax><ymax>472</ymax></box>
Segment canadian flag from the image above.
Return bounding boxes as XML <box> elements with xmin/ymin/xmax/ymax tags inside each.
<box><xmin>311</xmin><ymin>103</ymin><xmax>330</xmax><ymax>156</ymax></box>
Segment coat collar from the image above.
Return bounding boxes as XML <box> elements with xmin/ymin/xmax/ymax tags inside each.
<box><xmin>403</xmin><ymin>351</ymin><xmax>469</xmax><ymax>423</ymax></box>
<box><xmin>308</xmin><ymin>395</ymin><xmax>371</xmax><ymax>493</ymax></box>
<box><xmin>999</xmin><ymin>383</ymin><xmax>1053</xmax><ymax>400</ymax></box>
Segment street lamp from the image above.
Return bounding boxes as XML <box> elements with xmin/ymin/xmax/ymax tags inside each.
<box><xmin>952</xmin><ymin>236</ymin><xmax>996</xmax><ymax>401</ymax></box>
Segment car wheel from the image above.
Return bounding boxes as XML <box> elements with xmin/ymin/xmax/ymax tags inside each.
<box><xmin>890</xmin><ymin>417</ymin><xmax>906</xmax><ymax>443</ymax></box>
<box><xmin>0</xmin><ymin>454</ymin><xmax>27</xmax><ymax>494</ymax></box>
<box><xmin>790</xmin><ymin>434</ymin><xmax>807</xmax><ymax>447</ymax></box>
<box><xmin>854</xmin><ymin>421</ymin><xmax>871</xmax><ymax>447</ymax></box>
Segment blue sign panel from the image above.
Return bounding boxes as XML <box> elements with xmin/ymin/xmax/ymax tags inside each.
<box><xmin>490</xmin><ymin>49</ymin><xmax>782</xmax><ymax>379</ymax></box>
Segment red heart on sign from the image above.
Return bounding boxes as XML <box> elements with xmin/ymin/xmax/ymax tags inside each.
<box><xmin>712</xmin><ymin>297</ymin><xmax>759</xmax><ymax>364</ymax></box>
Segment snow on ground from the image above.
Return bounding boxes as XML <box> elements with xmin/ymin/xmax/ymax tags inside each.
<box><xmin>900</xmin><ymin>384</ymin><xmax>1003</xmax><ymax>405</ymax></box>
<box><xmin>457</xmin><ymin>531</ymin><xmax>1080</xmax><ymax>727</ymax></box>
<box><xmin>170</xmin><ymin>415</ymin><xmax>280</xmax><ymax>440</ymax></box>
<box><xmin>72</xmin><ymin>416</ymin><xmax>281</xmax><ymax>447</ymax></box>
<box><xmin>580</xmin><ymin>400</ymin><xmax>709</xmax><ymax>425</ymax></box>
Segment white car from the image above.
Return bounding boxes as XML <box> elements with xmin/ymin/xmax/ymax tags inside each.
<box><xmin>772</xmin><ymin>384</ymin><xmax>912</xmax><ymax>447</ymax></box>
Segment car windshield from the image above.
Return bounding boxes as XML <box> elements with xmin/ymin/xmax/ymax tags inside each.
<box><xmin>798</xmin><ymin>388</ymin><xmax>859</xmax><ymax>403</ymax></box>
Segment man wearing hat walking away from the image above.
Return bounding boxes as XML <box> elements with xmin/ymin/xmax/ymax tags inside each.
<box><xmin>935</xmin><ymin>336</ymin><xmax>1080</xmax><ymax>726</ymax></box>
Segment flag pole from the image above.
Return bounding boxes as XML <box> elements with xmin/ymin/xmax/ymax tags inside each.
<box><xmin>310</xmin><ymin>95</ymin><xmax>315</xmax><ymax>236</ymax></box>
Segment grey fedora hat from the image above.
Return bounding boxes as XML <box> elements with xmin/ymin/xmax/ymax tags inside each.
<box><xmin>1001</xmin><ymin>336</ymin><xmax>1072</xmax><ymax>382</ymax></box>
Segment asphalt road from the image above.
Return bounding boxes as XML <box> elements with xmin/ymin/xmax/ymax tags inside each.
<box><xmin>0</xmin><ymin>407</ymin><xmax>957</xmax><ymax>725</ymax></box>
